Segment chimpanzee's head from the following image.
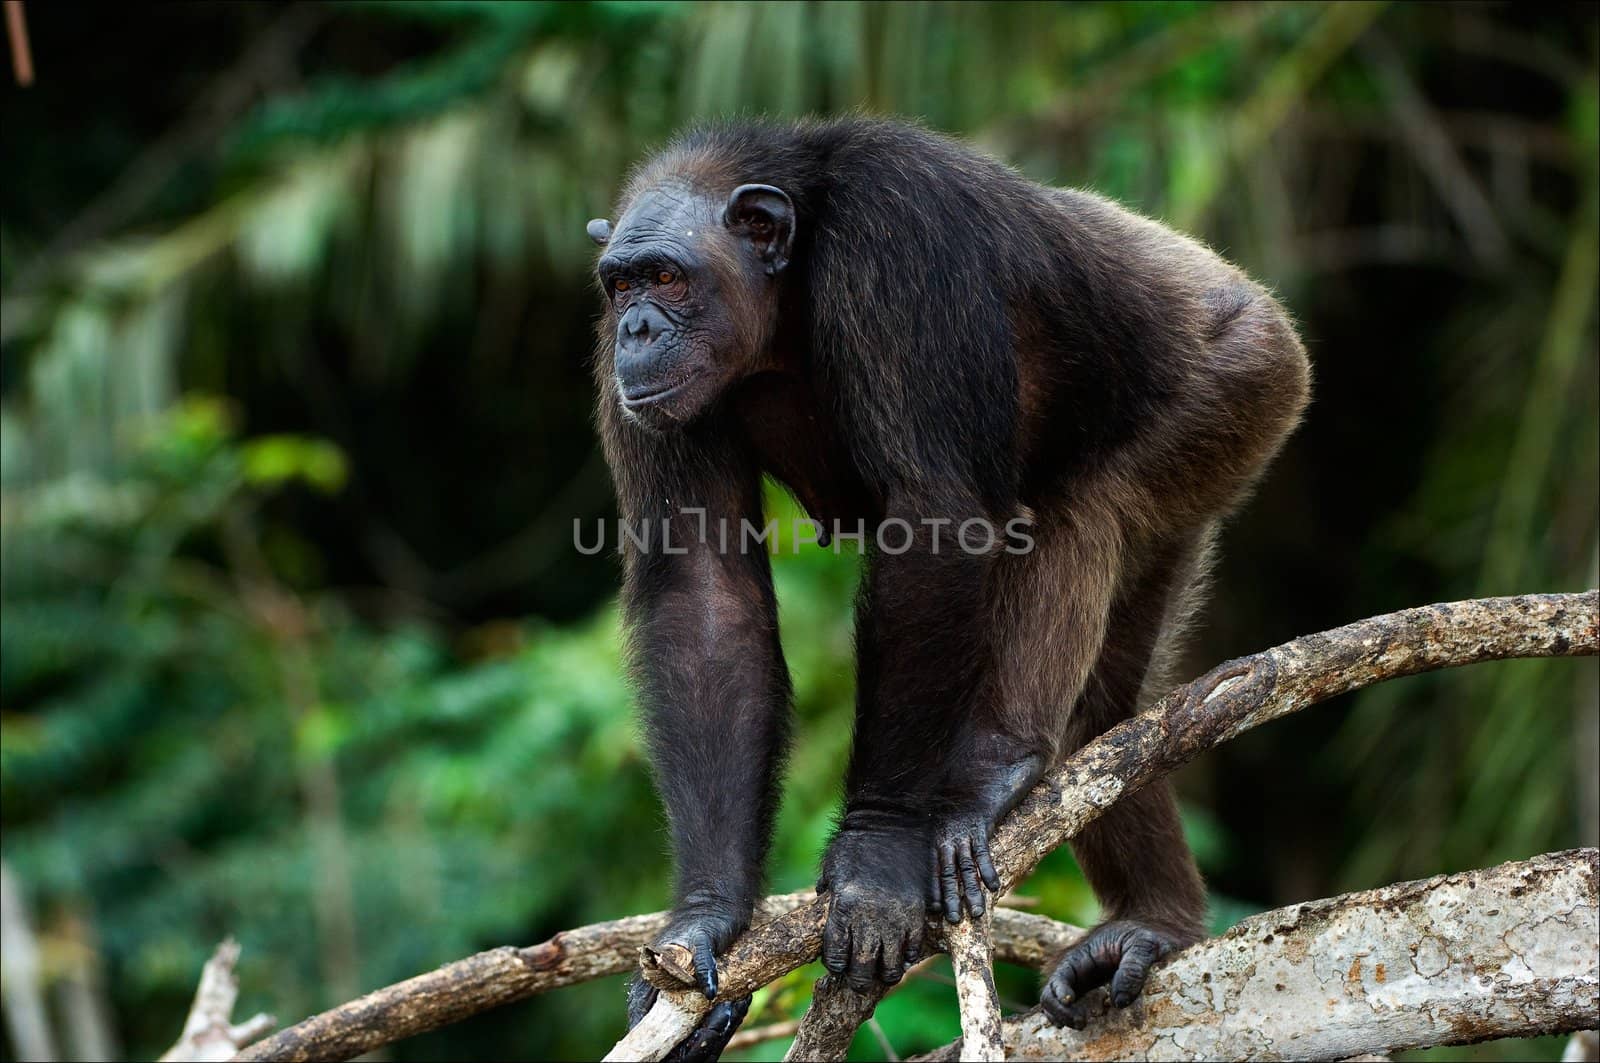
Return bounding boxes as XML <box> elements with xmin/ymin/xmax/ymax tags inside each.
<box><xmin>589</xmin><ymin>181</ymin><xmax>794</xmax><ymax>430</ymax></box>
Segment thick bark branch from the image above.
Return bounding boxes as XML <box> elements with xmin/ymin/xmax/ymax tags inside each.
<box><xmin>913</xmin><ymin>849</ymin><xmax>1600</xmax><ymax>1061</ymax></box>
<box><xmin>238</xmin><ymin>591</ymin><xmax>1597</xmax><ymax>1062</ymax></box>
<box><xmin>782</xmin><ymin>976</ymin><xmax>886</xmax><ymax>1063</ymax></box>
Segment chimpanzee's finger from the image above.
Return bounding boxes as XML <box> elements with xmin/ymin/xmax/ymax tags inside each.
<box><xmin>1109</xmin><ymin>932</ymin><xmax>1163</xmax><ymax>1008</ymax></box>
<box><xmin>956</xmin><ymin>836</ymin><xmax>985</xmax><ymax>917</ymax></box>
<box><xmin>1039</xmin><ymin>974</ymin><xmax>1074</xmax><ymax>1027</ymax></box>
<box><xmin>974</xmin><ymin>831</ymin><xmax>1000</xmax><ymax>892</ymax></box>
<box><xmin>661</xmin><ymin>996</ymin><xmax>751</xmax><ymax>1063</ymax></box>
<box><xmin>939</xmin><ymin>841</ymin><xmax>963</xmax><ymax>924</ymax></box>
<box><xmin>847</xmin><ymin>932</ymin><xmax>882</xmax><ymax>993</ymax></box>
<box><xmin>822</xmin><ymin>911</ymin><xmax>851</xmax><ymax>975</ymax></box>
<box><xmin>691</xmin><ymin>933</ymin><xmax>719</xmax><ymax>1000</ymax></box>
<box><xmin>904</xmin><ymin>924</ymin><xmax>924</xmax><ymax>969</ymax></box>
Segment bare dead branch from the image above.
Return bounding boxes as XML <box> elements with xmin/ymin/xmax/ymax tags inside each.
<box><xmin>159</xmin><ymin>940</ymin><xmax>275</xmax><ymax>1063</ymax></box>
<box><xmin>239</xmin><ymin>590</ymin><xmax>1597</xmax><ymax>1062</ymax></box>
<box><xmin>946</xmin><ymin>914</ymin><xmax>1003</xmax><ymax>1062</ymax></box>
<box><xmin>913</xmin><ymin>849</ymin><xmax>1599</xmax><ymax>1061</ymax></box>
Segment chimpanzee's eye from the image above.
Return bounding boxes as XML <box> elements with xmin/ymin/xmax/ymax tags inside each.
<box><xmin>657</xmin><ymin>271</ymin><xmax>675</xmax><ymax>285</ymax></box>
<box><xmin>614</xmin><ymin>280</ymin><xmax>631</xmax><ymax>292</ymax></box>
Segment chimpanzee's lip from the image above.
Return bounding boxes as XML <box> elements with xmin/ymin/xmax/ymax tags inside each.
<box><xmin>619</xmin><ymin>379</ymin><xmax>687</xmax><ymax>408</ymax></box>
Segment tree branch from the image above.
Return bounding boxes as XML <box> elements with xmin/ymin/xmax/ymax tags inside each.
<box><xmin>783</xmin><ymin>975</ymin><xmax>887</xmax><ymax>1063</ymax></box>
<box><xmin>946</xmin><ymin>913</ymin><xmax>1003</xmax><ymax>1062</ymax></box>
<box><xmin>235</xmin><ymin>891</ymin><xmax>1069</xmax><ymax>1062</ymax></box>
<box><xmin>913</xmin><ymin>848</ymin><xmax>1600</xmax><ymax>1061</ymax></box>
<box><xmin>160</xmin><ymin>939</ymin><xmax>275</xmax><ymax>1063</ymax></box>
<box><xmin>237</xmin><ymin>591</ymin><xmax>1597</xmax><ymax>1062</ymax></box>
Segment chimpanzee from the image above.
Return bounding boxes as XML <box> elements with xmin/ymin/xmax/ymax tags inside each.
<box><xmin>587</xmin><ymin>115</ymin><xmax>1309</xmax><ymax>1058</ymax></box>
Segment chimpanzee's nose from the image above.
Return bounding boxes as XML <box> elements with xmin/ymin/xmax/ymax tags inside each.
<box><xmin>620</xmin><ymin>305</ymin><xmax>658</xmax><ymax>345</ymax></box>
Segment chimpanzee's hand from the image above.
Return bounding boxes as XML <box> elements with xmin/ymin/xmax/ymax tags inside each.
<box><xmin>818</xmin><ymin>826</ymin><xmax>932</xmax><ymax>991</ymax></box>
<box><xmin>1040</xmin><ymin>920</ymin><xmax>1189</xmax><ymax>1029</ymax></box>
<box><xmin>647</xmin><ymin>898</ymin><xmax>749</xmax><ymax>999</ymax></box>
<box><xmin>932</xmin><ymin>743</ymin><xmax>1044</xmax><ymax>922</ymax></box>
<box><xmin>626</xmin><ymin>976</ymin><xmax>751</xmax><ymax>1063</ymax></box>
<box><xmin>931</xmin><ymin>814</ymin><xmax>1001</xmax><ymax>923</ymax></box>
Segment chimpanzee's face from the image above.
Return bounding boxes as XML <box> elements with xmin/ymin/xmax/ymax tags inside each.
<box><xmin>590</xmin><ymin>183</ymin><xmax>795</xmax><ymax>431</ymax></box>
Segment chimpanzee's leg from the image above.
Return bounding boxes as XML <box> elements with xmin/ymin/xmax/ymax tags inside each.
<box><xmin>1039</xmin><ymin>534</ymin><xmax>1210</xmax><ymax>1029</ymax></box>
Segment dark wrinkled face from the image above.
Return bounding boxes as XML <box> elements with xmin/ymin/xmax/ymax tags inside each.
<box><xmin>592</xmin><ymin>182</ymin><xmax>795</xmax><ymax>431</ymax></box>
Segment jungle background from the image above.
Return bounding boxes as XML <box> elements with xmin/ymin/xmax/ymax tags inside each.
<box><xmin>1</xmin><ymin>2</ymin><xmax>1596</xmax><ymax>1060</ymax></box>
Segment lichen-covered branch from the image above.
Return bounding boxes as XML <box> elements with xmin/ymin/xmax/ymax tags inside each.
<box><xmin>239</xmin><ymin>591</ymin><xmax>1597</xmax><ymax>1063</ymax></box>
<box><xmin>946</xmin><ymin>914</ymin><xmax>1003</xmax><ymax>1062</ymax></box>
<box><xmin>913</xmin><ymin>849</ymin><xmax>1600</xmax><ymax>1062</ymax></box>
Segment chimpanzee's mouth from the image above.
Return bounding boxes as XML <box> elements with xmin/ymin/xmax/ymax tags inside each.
<box><xmin>619</xmin><ymin>379</ymin><xmax>687</xmax><ymax>408</ymax></box>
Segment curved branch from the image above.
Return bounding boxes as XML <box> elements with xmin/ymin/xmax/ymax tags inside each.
<box><xmin>913</xmin><ymin>849</ymin><xmax>1600</xmax><ymax>1061</ymax></box>
<box><xmin>239</xmin><ymin>591</ymin><xmax>1597</xmax><ymax>1062</ymax></box>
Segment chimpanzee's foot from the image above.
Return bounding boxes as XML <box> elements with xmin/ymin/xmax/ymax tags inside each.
<box><xmin>1040</xmin><ymin>920</ymin><xmax>1190</xmax><ymax>1029</ymax></box>
<box><xmin>643</xmin><ymin>897</ymin><xmax>751</xmax><ymax>999</ymax></box>
<box><xmin>818</xmin><ymin>823</ymin><xmax>933</xmax><ymax>991</ymax></box>
<box><xmin>932</xmin><ymin>743</ymin><xmax>1046</xmax><ymax>921</ymax></box>
<box><xmin>627</xmin><ymin>976</ymin><xmax>750</xmax><ymax>1063</ymax></box>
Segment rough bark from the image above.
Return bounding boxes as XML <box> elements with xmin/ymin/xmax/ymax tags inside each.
<box><xmin>235</xmin><ymin>591</ymin><xmax>1597</xmax><ymax>1063</ymax></box>
<box><xmin>782</xmin><ymin>976</ymin><xmax>887</xmax><ymax>1063</ymax></box>
<box><xmin>913</xmin><ymin>849</ymin><xmax>1599</xmax><ymax>1062</ymax></box>
<box><xmin>947</xmin><ymin>914</ymin><xmax>1003</xmax><ymax>1062</ymax></box>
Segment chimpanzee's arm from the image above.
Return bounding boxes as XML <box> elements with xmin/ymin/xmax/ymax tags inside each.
<box><xmin>612</xmin><ymin>423</ymin><xmax>791</xmax><ymax>999</ymax></box>
<box><xmin>818</xmin><ymin>490</ymin><xmax>1033</xmax><ymax>989</ymax></box>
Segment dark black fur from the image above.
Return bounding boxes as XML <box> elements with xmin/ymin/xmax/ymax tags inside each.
<box><xmin>592</xmin><ymin>116</ymin><xmax>1309</xmax><ymax>1055</ymax></box>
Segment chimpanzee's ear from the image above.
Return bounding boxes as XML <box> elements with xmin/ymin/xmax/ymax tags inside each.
<box><xmin>723</xmin><ymin>184</ymin><xmax>795</xmax><ymax>275</ymax></box>
<box><xmin>587</xmin><ymin>218</ymin><xmax>612</xmax><ymax>246</ymax></box>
